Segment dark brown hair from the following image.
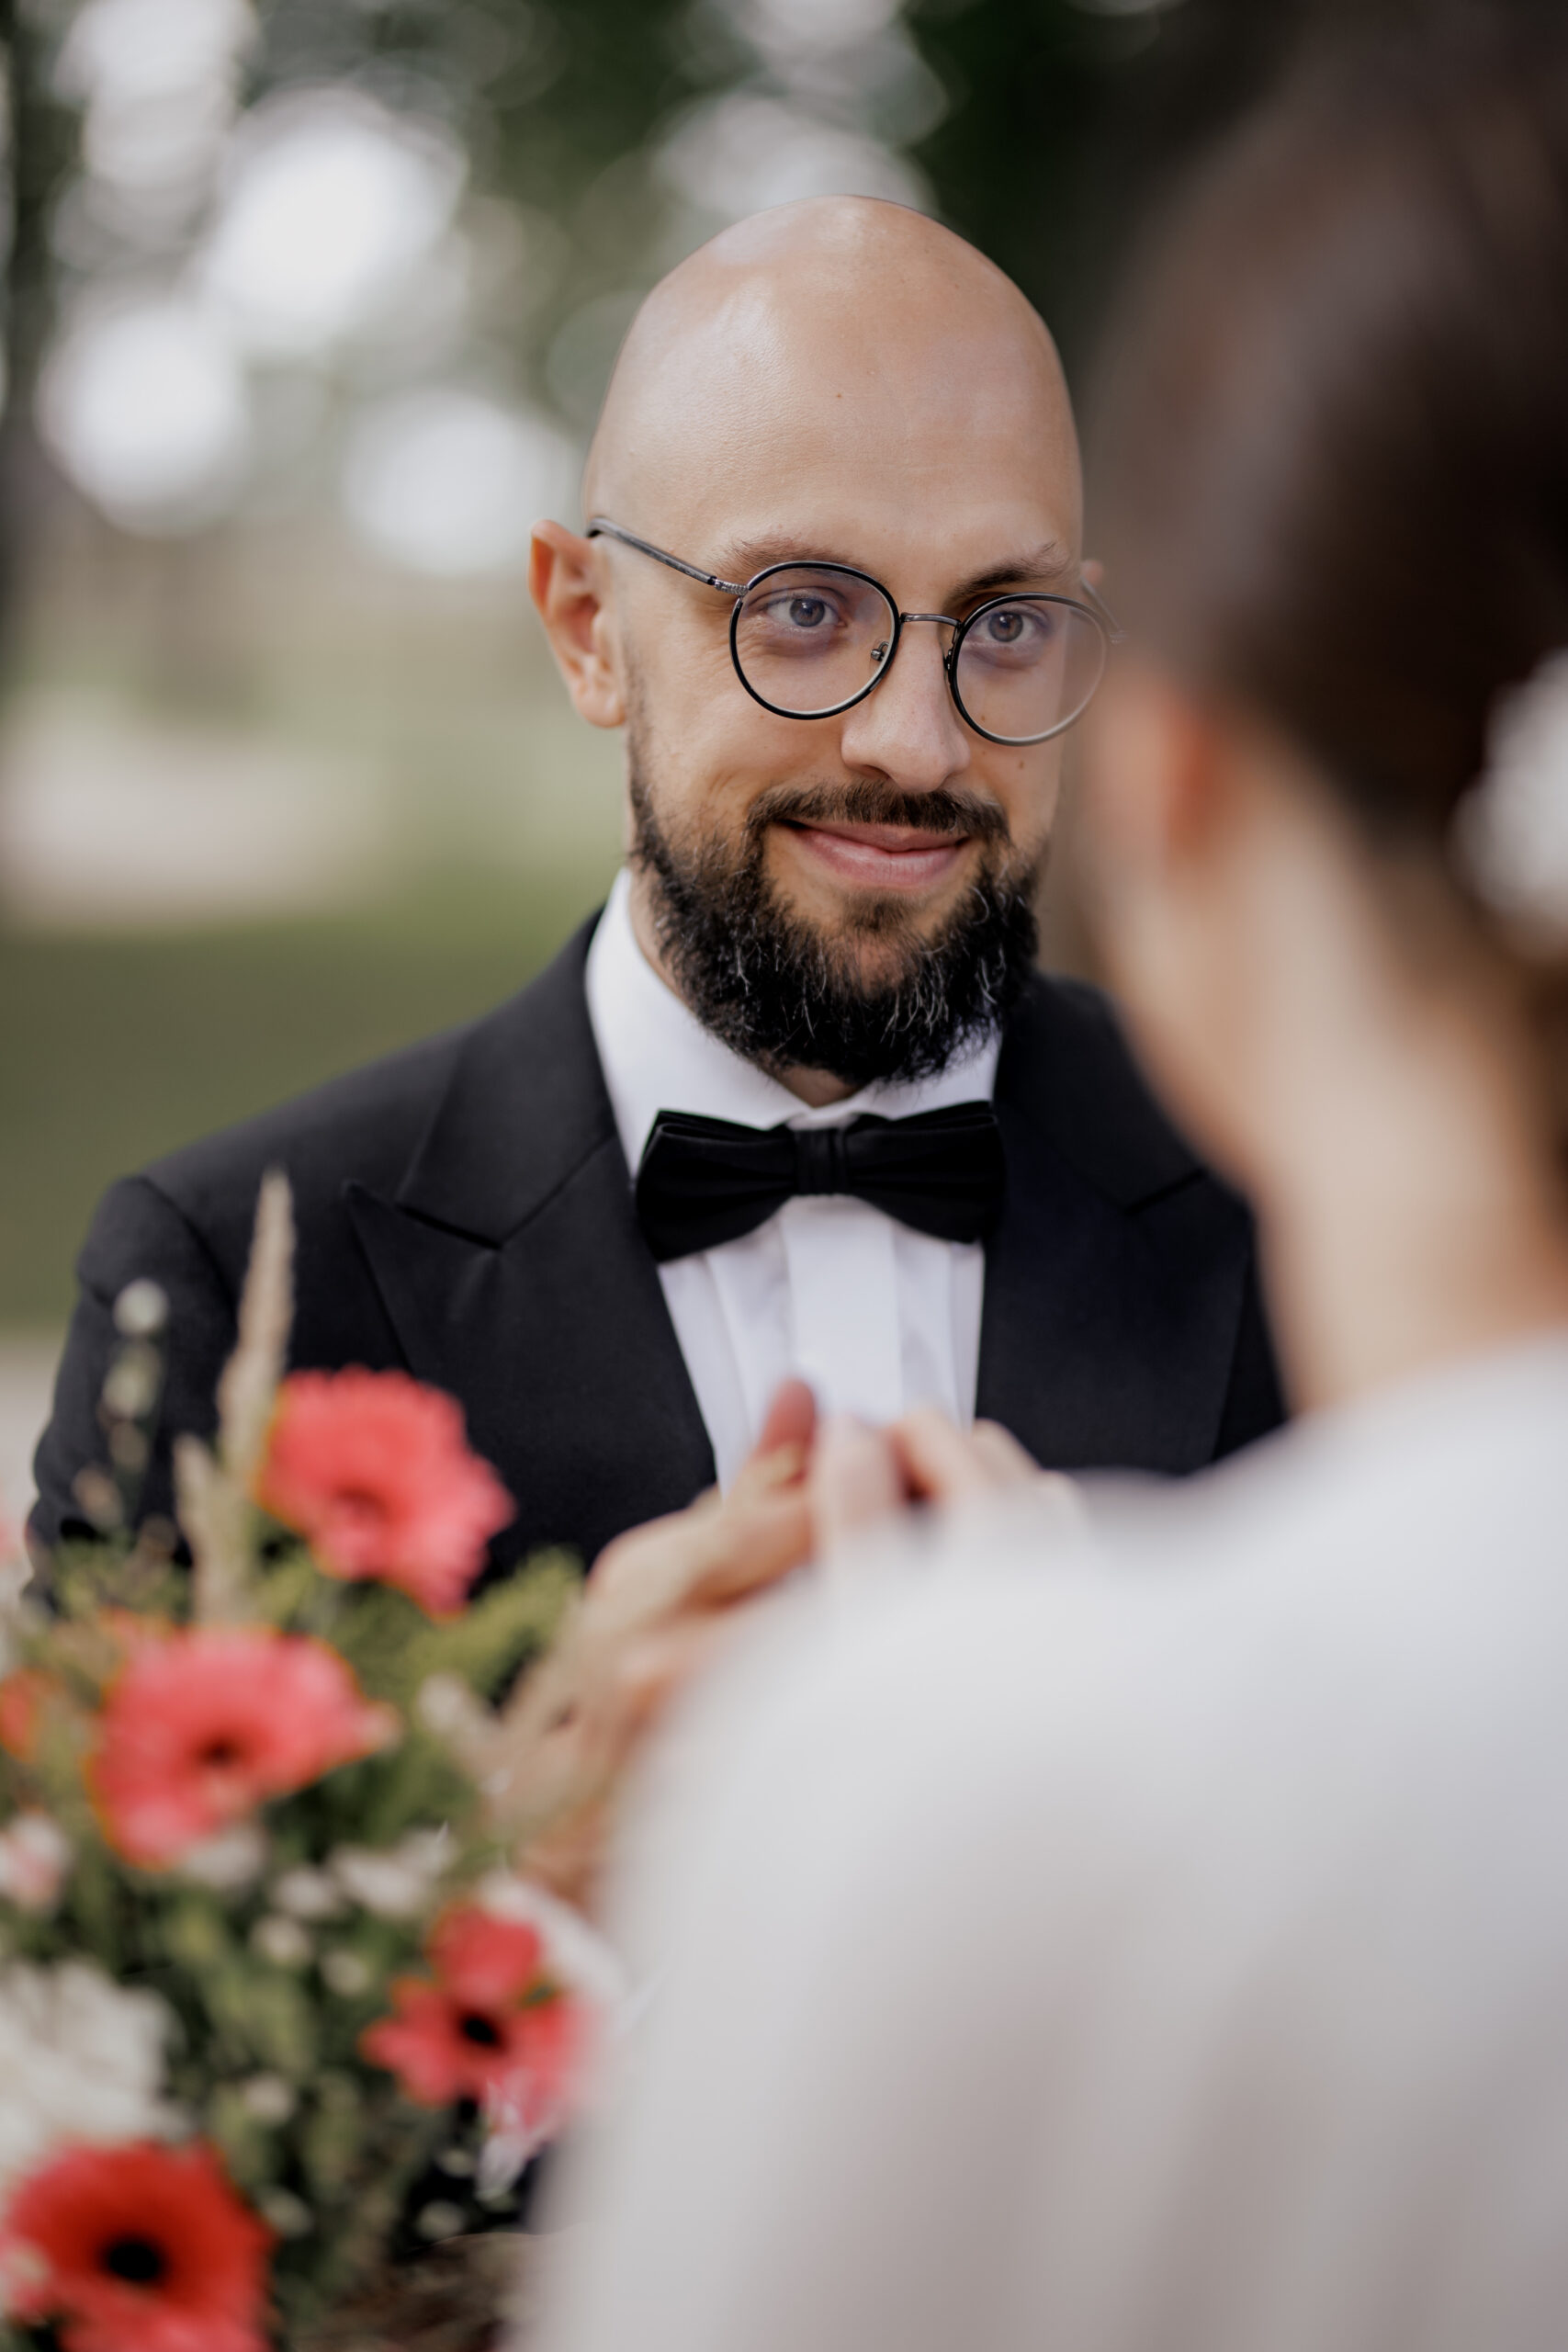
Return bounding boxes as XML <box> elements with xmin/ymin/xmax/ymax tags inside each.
<box><xmin>1096</xmin><ymin>14</ymin><xmax>1568</xmax><ymax>848</ymax></box>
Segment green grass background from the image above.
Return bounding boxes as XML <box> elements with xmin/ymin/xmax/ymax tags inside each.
<box><xmin>0</xmin><ymin>873</ymin><xmax>612</xmax><ymax>1324</ymax></box>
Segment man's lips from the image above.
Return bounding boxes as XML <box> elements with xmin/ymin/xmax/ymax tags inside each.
<box><xmin>779</xmin><ymin>819</ymin><xmax>973</xmax><ymax>891</ymax></box>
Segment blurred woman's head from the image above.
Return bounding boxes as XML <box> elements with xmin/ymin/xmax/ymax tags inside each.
<box><xmin>1087</xmin><ymin>17</ymin><xmax>1568</xmax><ymax>1247</ymax></box>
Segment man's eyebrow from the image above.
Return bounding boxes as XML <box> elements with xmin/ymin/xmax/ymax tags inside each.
<box><xmin>713</xmin><ymin>532</ymin><xmax>847</xmax><ymax>581</ymax></box>
<box><xmin>710</xmin><ymin>536</ymin><xmax>1080</xmax><ymax>596</ymax></box>
<box><xmin>951</xmin><ymin>544</ymin><xmax>1077</xmax><ymax>601</ymax></box>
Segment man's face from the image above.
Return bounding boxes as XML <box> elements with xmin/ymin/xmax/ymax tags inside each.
<box><xmin>613</xmin><ymin>494</ymin><xmax>1077</xmax><ymax>988</ymax></box>
<box><xmin>535</xmin><ymin>206</ymin><xmax>1084</xmax><ymax>1083</ymax></box>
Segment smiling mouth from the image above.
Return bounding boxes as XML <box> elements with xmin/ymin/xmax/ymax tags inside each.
<box><xmin>779</xmin><ymin>818</ymin><xmax>974</xmax><ymax>891</ymax></box>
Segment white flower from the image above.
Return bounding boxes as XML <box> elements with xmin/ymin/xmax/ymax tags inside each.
<box><xmin>331</xmin><ymin>1828</ymin><xmax>449</xmax><ymax>1920</ymax></box>
<box><xmin>179</xmin><ymin>1822</ymin><xmax>266</xmax><ymax>1891</ymax></box>
<box><xmin>415</xmin><ymin>1672</ymin><xmax>473</xmax><ymax>1736</ymax></box>
<box><xmin>256</xmin><ymin>2187</ymin><xmax>312</xmax><ymax>2237</ymax></box>
<box><xmin>114</xmin><ymin>1280</ymin><xmax>168</xmax><ymax>1339</ymax></box>
<box><xmin>0</xmin><ymin>1815</ymin><xmax>72</xmax><ymax>1916</ymax></box>
<box><xmin>0</xmin><ymin>1962</ymin><xmax>181</xmax><ymax>2192</ymax></box>
<box><xmin>271</xmin><ymin>1865</ymin><xmax>344</xmax><ymax>1921</ymax></box>
<box><xmin>414</xmin><ymin>2199</ymin><xmax>466</xmax><ymax>2242</ymax></box>
<box><xmin>251</xmin><ymin>1914</ymin><xmax>312</xmax><ymax>1967</ymax></box>
<box><xmin>320</xmin><ymin>1947</ymin><xmax>371</xmax><ymax>1997</ymax></box>
<box><xmin>1455</xmin><ymin>649</ymin><xmax>1568</xmax><ymax>939</ymax></box>
<box><xmin>238</xmin><ymin>2073</ymin><xmax>296</xmax><ymax>2124</ymax></box>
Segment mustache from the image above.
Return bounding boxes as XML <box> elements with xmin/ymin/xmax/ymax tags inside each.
<box><xmin>745</xmin><ymin>779</ymin><xmax>1011</xmax><ymax>846</ymax></box>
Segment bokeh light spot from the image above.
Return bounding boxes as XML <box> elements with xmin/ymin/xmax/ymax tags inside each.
<box><xmin>39</xmin><ymin>298</ymin><xmax>250</xmax><ymax>532</ymax></box>
<box><xmin>341</xmin><ymin>390</ymin><xmax>580</xmax><ymax>576</ymax></box>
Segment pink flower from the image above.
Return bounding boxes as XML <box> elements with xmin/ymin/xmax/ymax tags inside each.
<box><xmin>361</xmin><ymin>1903</ymin><xmax>588</xmax><ymax>2146</ymax></box>
<box><xmin>256</xmin><ymin>1370</ymin><xmax>513</xmax><ymax>1615</ymax></box>
<box><xmin>90</xmin><ymin>1630</ymin><xmax>392</xmax><ymax>1871</ymax></box>
<box><xmin>0</xmin><ymin>2138</ymin><xmax>272</xmax><ymax>2352</ymax></box>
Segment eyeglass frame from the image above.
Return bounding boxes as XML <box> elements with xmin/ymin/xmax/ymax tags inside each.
<box><xmin>584</xmin><ymin>515</ymin><xmax>1125</xmax><ymax>747</ymax></box>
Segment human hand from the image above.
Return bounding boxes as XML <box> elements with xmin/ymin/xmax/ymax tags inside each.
<box><xmin>812</xmin><ymin>1406</ymin><xmax>1078</xmax><ymax>1553</ymax></box>
<box><xmin>585</xmin><ymin>1378</ymin><xmax>816</xmax><ymax>1634</ymax></box>
<box><xmin>491</xmin><ymin>1382</ymin><xmax>818</xmax><ymax>1914</ymax></box>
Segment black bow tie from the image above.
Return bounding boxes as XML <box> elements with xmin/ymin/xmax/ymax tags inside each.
<box><xmin>635</xmin><ymin>1102</ymin><xmax>1006</xmax><ymax>1264</ymax></box>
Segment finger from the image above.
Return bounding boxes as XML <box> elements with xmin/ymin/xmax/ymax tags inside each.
<box><xmin>727</xmin><ymin>1383</ymin><xmax>817</xmax><ymax>1510</ymax></box>
<box><xmin>683</xmin><ymin>1493</ymin><xmax>814</xmax><ymax>1607</ymax></box>
<box><xmin>727</xmin><ymin>1442</ymin><xmax>809</xmax><ymax>1512</ymax></box>
<box><xmin>597</xmin><ymin>1617</ymin><xmax>736</xmax><ymax>1760</ymax></box>
<box><xmin>516</xmin><ymin>1611</ymin><xmax>744</xmax><ymax>1917</ymax></box>
<box><xmin>753</xmin><ymin>1378</ymin><xmax>817</xmax><ymax>1464</ymax></box>
<box><xmin>590</xmin><ymin>1487</ymin><xmax>720</xmax><ymax>1600</ymax></box>
<box><xmin>590</xmin><ymin>1488</ymin><xmax>812</xmax><ymax>1632</ymax></box>
<box><xmin>514</xmin><ymin>1800</ymin><xmax>613</xmax><ymax>1918</ymax></box>
<box><xmin>585</xmin><ymin>1502</ymin><xmax>730</xmax><ymax>1632</ymax></box>
<box><xmin>812</xmin><ymin>1414</ymin><xmax>904</xmax><ymax>1553</ymax></box>
<box><xmin>1032</xmin><ymin>1469</ymin><xmax>1090</xmax><ymax>1535</ymax></box>
<box><xmin>891</xmin><ymin>1406</ymin><xmax>1007</xmax><ymax>1504</ymax></box>
<box><xmin>968</xmin><ymin>1419</ymin><xmax>1043</xmax><ymax>1487</ymax></box>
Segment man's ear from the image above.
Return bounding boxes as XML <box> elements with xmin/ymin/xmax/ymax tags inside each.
<box><xmin>529</xmin><ymin>520</ymin><xmax>626</xmax><ymax>729</ymax></box>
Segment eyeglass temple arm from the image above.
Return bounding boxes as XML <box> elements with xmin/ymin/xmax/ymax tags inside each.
<box><xmin>586</xmin><ymin>517</ymin><xmax>745</xmax><ymax>598</ymax></box>
<box><xmin>1078</xmin><ymin>571</ymin><xmax>1127</xmax><ymax>643</ymax></box>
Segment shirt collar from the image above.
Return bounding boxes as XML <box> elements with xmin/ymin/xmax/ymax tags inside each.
<box><xmin>585</xmin><ymin>867</ymin><xmax>1001</xmax><ymax>1173</ymax></box>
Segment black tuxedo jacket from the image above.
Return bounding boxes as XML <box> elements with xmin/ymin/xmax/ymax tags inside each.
<box><xmin>30</xmin><ymin>919</ymin><xmax>1282</xmax><ymax>1577</ymax></box>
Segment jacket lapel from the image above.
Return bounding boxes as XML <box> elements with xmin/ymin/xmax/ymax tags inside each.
<box><xmin>977</xmin><ymin>977</ymin><xmax>1254</xmax><ymax>1474</ymax></box>
<box><xmin>344</xmin><ymin>922</ymin><xmax>715</xmax><ymax>1573</ymax></box>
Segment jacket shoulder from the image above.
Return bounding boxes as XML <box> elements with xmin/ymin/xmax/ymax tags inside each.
<box><xmin>140</xmin><ymin>920</ymin><xmax>597</xmax><ymax>1272</ymax></box>
<box><xmin>1000</xmin><ymin>971</ymin><xmax>1206</xmax><ymax>1211</ymax></box>
<box><xmin>142</xmin><ymin>1019</ymin><xmax>469</xmax><ymax>1236</ymax></box>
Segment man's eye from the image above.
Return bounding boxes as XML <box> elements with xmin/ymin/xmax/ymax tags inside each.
<box><xmin>783</xmin><ymin>596</ymin><xmax>830</xmax><ymax>629</ymax></box>
<box><xmin>986</xmin><ymin>610</ymin><xmax>1026</xmax><ymax>644</ymax></box>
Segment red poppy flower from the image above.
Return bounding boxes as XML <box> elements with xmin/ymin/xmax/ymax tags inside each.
<box><xmin>256</xmin><ymin>1369</ymin><xmax>513</xmax><ymax>1615</ymax></box>
<box><xmin>90</xmin><ymin>1629</ymin><xmax>392</xmax><ymax>1870</ymax></box>
<box><xmin>361</xmin><ymin>1902</ymin><xmax>586</xmax><ymax>2133</ymax></box>
<box><xmin>0</xmin><ymin>2138</ymin><xmax>272</xmax><ymax>2352</ymax></box>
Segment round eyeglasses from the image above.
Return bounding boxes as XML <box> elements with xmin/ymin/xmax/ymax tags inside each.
<box><xmin>586</xmin><ymin>518</ymin><xmax>1122</xmax><ymax>747</ymax></box>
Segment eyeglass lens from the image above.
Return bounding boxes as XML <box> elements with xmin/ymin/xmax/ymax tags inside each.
<box><xmin>731</xmin><ymin>566</ymin><xmax>1105</xmax><ymax>742</ymax></box>
<box><xmin>952</xmin><ymin>597</ymin><xmax>1106</xmax><ymax>745</ymax></box>
<box><xmin>733</xmin><ymin>569</ymin><xmax>896</xmax><ymax>718</ymax></box>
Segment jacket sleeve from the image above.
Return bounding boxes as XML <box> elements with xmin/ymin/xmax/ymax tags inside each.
<box><xmin>28</xmin><ymin>1175</ymin><xmax>237</xmax><ymax>1569</ymax></box>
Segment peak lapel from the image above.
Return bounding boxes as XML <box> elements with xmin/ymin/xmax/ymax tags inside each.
<box><xmin>344</xmin><ymin>922</ymin><xmax>715</xmax><ymax>1573</ymax></box>
<box><xmin>977</xmin><ymin>976</ymin><xmax>1257</xmax><ymax>1474</ymax></box>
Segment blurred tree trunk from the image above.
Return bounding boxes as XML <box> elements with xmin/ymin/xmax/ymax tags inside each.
<box><xmin>0</xmin><ymin>0</ymin><xmax>73</xmax><ymax>673</ymax></box>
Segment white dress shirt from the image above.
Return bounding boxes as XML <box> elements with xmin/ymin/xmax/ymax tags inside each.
<box><xmin>584</xmin><ymin>869</ymin><xmax>999</xmax><ymax>1487</ymax></box>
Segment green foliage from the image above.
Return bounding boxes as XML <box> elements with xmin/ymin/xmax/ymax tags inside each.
<box><xmin>334</xmin><ymin>1549</ymin><xmax>580</xmax><ymax>1710</ymax></box>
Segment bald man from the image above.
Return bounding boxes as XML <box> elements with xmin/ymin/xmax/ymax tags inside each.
<box><xmin>31</xmin><ymin>199</ymin><xmax>1280</xmax><ymax>1577</ymax></box>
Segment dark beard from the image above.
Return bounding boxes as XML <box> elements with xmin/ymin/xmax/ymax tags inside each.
<box><xmin>628</xmin><ymin>768</ymin><xmax>1042</xmax><ymax>1089</ymax></box>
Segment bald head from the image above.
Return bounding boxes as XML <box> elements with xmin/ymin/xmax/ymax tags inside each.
<box><xmin>583</xmin><ymin>197</ymin><xmax>1078</xmax><ymax>552</ymax></box>
<box><xmin>532</xmin><ymin>198</ymin><xmax>1087</xmax><ymax>1089</ymax></box>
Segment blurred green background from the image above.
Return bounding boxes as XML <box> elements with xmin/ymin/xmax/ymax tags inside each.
<box><xmin>0</xmin><ymin>0</ymin><xmax>1503</xmax><ymax>1498</ymax></box>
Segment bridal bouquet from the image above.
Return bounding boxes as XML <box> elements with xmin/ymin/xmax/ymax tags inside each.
<box><xmin>0</xmin><ymin>1176</ymin><xmax>617</xmax><ymax>2352</ymax></box>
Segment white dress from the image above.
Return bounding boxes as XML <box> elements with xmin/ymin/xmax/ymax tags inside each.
<box><xmin>538</xmin><ymin>1335</ymin><xmax>1568</xmax><ymax>2352</ymax></box>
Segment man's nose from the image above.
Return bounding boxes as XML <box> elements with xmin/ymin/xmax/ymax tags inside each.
<box><xmin>836</xmin><ymin>619</ymin><xmax>971</xmax><ymax>791</ymax></box>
